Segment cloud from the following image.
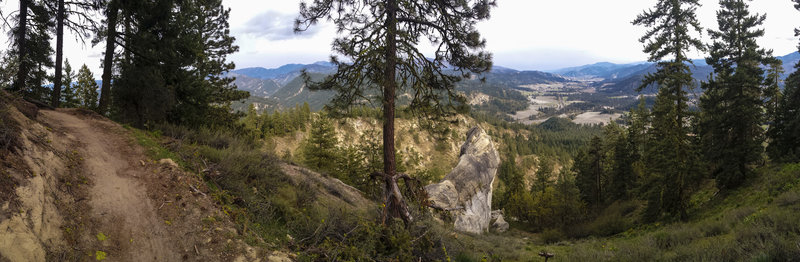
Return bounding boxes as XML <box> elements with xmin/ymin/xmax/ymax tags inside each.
<box><xmin>239</xmin><ymin>10</ymin><xmax>319</xmax><ymax>41</ymax></box>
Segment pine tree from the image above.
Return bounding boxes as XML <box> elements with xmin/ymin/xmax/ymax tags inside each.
<box><xmin>295</xmin><ymin>0</ymin><xmax>495</xmax><ymax>224</ymax></box>
<box><xmin>75</xmin><ymin>64</ymin><xmax>98</xmax><ymax>110</ymax></box>
<box><xmin>763</xmin><ymin>58</ymin><xmax>783</xmax><ymax>128</ymax></box>
<box><xmin>50</xmin><ymin>0</ymin><xmax>98</xmax><ymax>108</ymax></box>
<box><xmin>0</xmin><ymin>52</ymin><xmax>18</xmax><ymax>90</ymax></box>
<box><xmin>302</xmin><ymin>114</ymin><xmax>339</xmax><ymax>173</ymax></box>
<box><xmin>334</xmin><ymin>144</ymin><xmax>367</xmax><ymax>187</ymax></box>
<box><xmin>9</xmin><ymin>1</ymin><xmax>54</xmax><ymax>100</ymax></box>
<box><xmin>770</xmin><ymin>72</ymin><xmax>800</xmax><ymax>162</ymax></box>
<box><xmin>60</xmin><ymin>59</ymin><xmax>78</xmax><ymax>107</ymax></box>
<box><xmin>51</xmin><ymin>0</ymin><xmax>65</xmax><ymax>107</ymax></box>
<box><xmin>768</xmin><ymin>0</ymin><xmax>800</xmax><ymax>162</ymax></box>
<box><xmin>610</xmin><ymin>128</ymin><xmax>635</xmax><ymax>201</ymax></box>
<box><xmin>532</xmin><ymin>157</ymin><xmax>554</xmax><ymax>194</ymax></box>
<box><xmin>498</xmin><ymin>155</ymin><xmax>530</xmax><ymax>223</ymax></box>
<box><xmin>633</xmin><ymin>0</ymin><xmax>705</xmax><ymax>221</ymax></box>
<box><xmin>99</xmin><ymin>0</ymin><xmax>118</xmax><ymax>114</ymax></box>
<box><xmin>553</xmin><ymin>168</ymin><xmax>584</xmax><ymax>227</ymax></box>
<box><xmin>11</xmin><ymin>0</ymin><xmax>29</xmax><ymax>93</ymax></box>
<box><xmin>243</xmin><ymin>104</ymin><xmax>260</xmax><ymax>135</ymax></box>
<box><xmin>627</xmin><ymin>96</ymin><xmax>649</xmax><ymax>194</ymax></box>
<box><xmin>700</xmin><ymin>0</ymin><xmax>769</xmax><ymax>189</ymax></box>
<box><xmin>574</xmin><ymin>136</ymin><xmax>605</xmax><ymax>208</ymax></box>
<box><xmin>112</xmin><ymin>0</ymin><xmax>247</xmax><ymax>127</ymax></box>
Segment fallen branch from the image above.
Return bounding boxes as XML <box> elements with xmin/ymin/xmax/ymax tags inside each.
<box><xmin>189</xmin><ymin>184</ymin><xmax>207</xmax><ymax>197</ymax></box>
<box><xmin>158</xmin><ymin>200</ymin><xmax>173</xmax><ymax>210</ymax></box>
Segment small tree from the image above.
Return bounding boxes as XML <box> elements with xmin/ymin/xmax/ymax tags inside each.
<box><xmin>574</xmin><ymin>136</ymin><xmax>605</xmax><ymax>208</ymax></box>
<box><xmin>60</xmin><ymin>59</ymin><xmax>78</xmax><ymax>107</ymax></box>
<box><xmin>533</xmin><ymin>157</ymin><xmax>554</xmax><ymax>194</ymax></box>
<box><xmin>302</xmin><ymin>114</ymin><xmax>339</xmax><ymax>173</ymax></box>
<box><xmin>75</xmin><ymin>64</ymin><xmax>98</xmax><ymax>110</ymax></box>
<box><xmin>553</xmin><ymin>168</ymin><xmax>584</xmax><ymax>227</ymax></box>
<box><xmin>295</xmin><ymin>0</ymin><xmax>495</xmax><ymax>224</ymax></box>
<box><xmin>768</xmin><ymin>0</ymin><xmax>800</xmax><ymax>162</ymax></box>
<box><xmin>763</xmin><ymin>58</ymin><xmax>783</xmax><ymax>128</ymax></box>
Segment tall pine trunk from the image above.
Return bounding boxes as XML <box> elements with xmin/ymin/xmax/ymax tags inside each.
<box><xmin>99</xmin><ymin>0</ymin><xmax>118</xmax><ymax>114</ymax></box>
<box><xmin>381</xmin><ymin>0</ymin><xmax>412</xmax><ymax>225</ymax></box>
<box><xmin>13</xmin><ymin>0</ymin><xmax>29</xmax><ymax>92</ymax></box>
<box><xmin>51</xmin><ymin>0</ymin><xmax>65</xmax><ymax>107</ymax></box>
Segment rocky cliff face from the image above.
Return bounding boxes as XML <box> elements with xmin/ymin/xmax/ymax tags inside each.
<box><xmin>424</xmin><ymin>126</ymin><xmax>500</xmax><ymax>234</ymax></box>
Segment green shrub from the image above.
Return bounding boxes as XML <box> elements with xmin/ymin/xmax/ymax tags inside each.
<box><xmin>766</xmin><ymin>163</ymin><xmax>800</xmax><ymax>195</ymax></box>
<box><xmin>454</xmin><ymin>252</ymin><xmax>478</xmax><ymax>262</ymax></box>
<box><xmin>775</xmin><ymin>191</ymin><xmax>800</xmax><ymax>207</ymax></box>
<box><xmin>540</xmin><ymin>228</ymin><xmax>566</xmax><ymax>244</ymax></box>
<box><xmin>613</xmin><ymin>239</ymin><xmax>659</xmax><ymax>262</ymax></box>
<box><xmin>698</xmin><ymin>219</ymin><xmax>729</xmax><ymax>237</ymax></box>
<box><xmin>588</xmin><ymin>212</ymin><xmax>628</xmax><ymax>237</ymax></box>
<box><xmin>651</xmin><ymin>226</ymin><xmax>701</xmax><ymax>250</ymax></box>
<box><xmin>723</xmin><ymin>206</ymin><xmax>755</xmax><ymax>227</ymax></box>
<box><xmin>734</xmin><ymin>224</ymin><xmax>778</xmax><ymax>256</ymax></box>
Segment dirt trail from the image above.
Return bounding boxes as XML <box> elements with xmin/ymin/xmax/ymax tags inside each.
<box><xmin>41</xmin><ymin>110</ymin><xmax>178</xmax><ymax>261</ymax></box>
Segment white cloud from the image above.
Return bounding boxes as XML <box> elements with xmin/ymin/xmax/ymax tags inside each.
<box><xmin>238</xmin><ymin>10</ymin><xmax>320</xmax><ymax>41</ymax></box>
<box><xmin>1</xmin><ymin>0</ymin><xmax>797</xmax><ymax>74</ymax></box>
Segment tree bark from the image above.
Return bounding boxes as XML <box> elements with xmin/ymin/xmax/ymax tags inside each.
<box><xmin>51</xmin><ymin>0</ymin><xmax>65</xmax><ymax>107</ymax></box>
<box><xmin>381</xmin><ymin>0</ymin><xmax>412</xmax><ymax>225</ymax></box>
<box><xmin>13</xmin><ymin>0</ymin><xmax>29</xmax><ymax>92</ymax></box>
<box><xmin>98</xmin><ymin>0</ymin><xmax>118</xmax><ymax>114</ymax></box>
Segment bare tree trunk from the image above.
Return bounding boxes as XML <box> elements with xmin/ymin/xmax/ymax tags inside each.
<box><xmin>98</xmin><ymin>0</ymin><xmax>118</xmax><ymax>114</ymax></box>
<box><xmin>381</xmin><ymin>0</ymin><xmax>412</xmax><ymax>225</ymax></box>
<box><xmin>51</xmin><ymin>0</ymin><xmax>65</xmax><ymax>107</ymax></box>
<box><xmin>13</xmin><ymin>0</ymin><xmax>29</xmax><ymax>92</ymax></box>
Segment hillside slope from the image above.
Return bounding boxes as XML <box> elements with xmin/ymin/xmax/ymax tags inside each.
<box><xmin>0</xmin><ymin>99</ymin><xmax>264</xmax><ymax>261</ymax></box>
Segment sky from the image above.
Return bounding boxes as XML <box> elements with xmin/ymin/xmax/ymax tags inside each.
<box><xmin>0</xmin><ymin>0</ymin><xmax>799</xmax><ymax>77</ymax></box>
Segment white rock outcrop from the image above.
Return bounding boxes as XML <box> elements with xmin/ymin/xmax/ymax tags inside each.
<box><xmin>491</xmin><ymin>210</ymin><xmax>509</xmax><ymax>233</ymax></box>
<box><xmin>425</xmin><ymin>126</ymin><xmax>500</xmax><ymax>234</ymax></box>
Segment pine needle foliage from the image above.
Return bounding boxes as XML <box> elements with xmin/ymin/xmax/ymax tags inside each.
<box><xmin>633</xmin><ymin>0</ymin><xmax>706</xmax><ymax>221</ymax></box>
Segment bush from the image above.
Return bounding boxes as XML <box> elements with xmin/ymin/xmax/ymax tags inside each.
<box><xmin>775</xmin><ymin>191</ymin><xmax>800</xmax><ymax>207</ymax></box>
<box><xmin>540</xmin><ymin>228</ymin><xmax>566</xmax><ymax>244</ymax></box>
<box><xmin>766</xmin><ymin>163</ymin><xmax>800</xmax><ymax>195</ymax></box>
<box><xmin>583</xmin><ymin>201</ymin><xmax>642</xmax><ymax>237</ymax></box>
<box><xmin>589</xmin><ymin>213</ymin><xmax>628</xmax><ymax>237</ymax></box>
<box><xmin>651</xmin><ymin>226</ymin><xmax>701</xmax><ymax>250</ymax></box>
<box><xmin>723</xmin><ymin>206</ymin><xmax>755</xmax><ymax>227</ymax></box>
<box><xmin>698</xmin><ymin>219</ymin><xmax>729</xmax><ymax>237</ymax></box>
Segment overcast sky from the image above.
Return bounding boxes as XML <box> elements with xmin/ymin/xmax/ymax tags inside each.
<box><xmin>1</xmin><ymin>0</ymin><xmax>799</xmax><ymax>77</ymax></box>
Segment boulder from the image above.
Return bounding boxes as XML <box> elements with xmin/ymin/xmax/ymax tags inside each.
<box><xmin>492</xmin><ymin>214</ymin><xmax>509</xmax><ymax>233</ymax></box>
<box><xmin>425</xmin><ymin>126</ymin><xmax>500</xmax><ymax>234</ymax></box>
<box><xmin>491</xmin><ymin>209</ymin><xmax>504</xmax><ymax>221</ymax></box>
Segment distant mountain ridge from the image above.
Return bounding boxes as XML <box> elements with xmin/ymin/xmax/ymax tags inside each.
<box><xmin>229</xmin><ymin>74</ymin><xmax>281</xmax><ymax>97</ymax></box>
<box><xmin>553</xmin><ymin>52</ymin><xmax>798</xmax><ymax>81</ymax></box>
<box><xmin>232</xmin><ymin>61</ymin><xmax>336</xmax><ymax>86</ymax></box>
<box><xmin>550</xmin><ymin>51</ymin><xmax>800</xmax><ymax>94</ymax></box>
<box><xmin>230</xmin><ymin>62</ymin><xmax>571</xmax><ymax>112</ymax></box>
<box><xmin>551</xmin><ymin>62</ymin><xmax>650</xmax><ymax>80</ymax></box>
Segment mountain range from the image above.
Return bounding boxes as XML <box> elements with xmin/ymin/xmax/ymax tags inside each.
<box><xmin>555</xmin><ymin>52</ymin><xmax>799</xmax><ymax>94</ymax></box>
<box><xmin>229</xmin><ymin>52</ymin><xmax>800</xmax><ymax>111</ymax></box>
